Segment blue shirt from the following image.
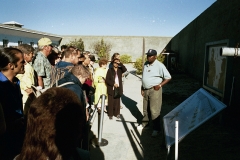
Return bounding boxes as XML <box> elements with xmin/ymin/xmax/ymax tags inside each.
<box><xmin>142</xmin><ymin>60</ymin><xmax>171</xmax><ymax>89</ymax></box>
<box><xmin>0</xmin><ymin>72</ymin><xmax>23</xmax><ymax>129</ymax></box>
<box><xmin>55</xmin><ymin>61</ymin><xmax>74</xmax><ymax>68</ymax></box>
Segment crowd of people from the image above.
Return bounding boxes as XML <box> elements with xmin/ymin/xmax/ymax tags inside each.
<box><xmin>0</xmin><ymin>37</ymin><xmax>129</xmax><ymax>159</ymax></box>
<box><xmin>0</xmin><ymin>36</ymin><xmax>172</xmax><ymax>159</ymax></box>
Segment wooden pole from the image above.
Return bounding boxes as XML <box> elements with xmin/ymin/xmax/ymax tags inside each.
<box><xmin>142</xmin><ymin>37</ymin><xmax>145</xmax><ymax>69</ymax></box>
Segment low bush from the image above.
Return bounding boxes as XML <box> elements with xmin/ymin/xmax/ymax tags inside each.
<box><xmin>133</xmin><ymin>57</ymin><xmax>145</xmax><ymax>75</ymax></box>
<box><xmin>120</xmin><ymin>54</ymin><xmax>132</xmax><ymax>64</ymax></box>
<box><xmin>157</xmin><ymin>54</ymin><xmax>165</xmax><ymax>63</ymax></box>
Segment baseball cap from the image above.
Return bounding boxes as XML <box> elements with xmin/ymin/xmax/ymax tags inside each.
<box><xmin>38</xmin><ymin>37</ymin><xmax>52</xmax><ymax>47</ymax></box>
<box><xmin>146</xmin><ymin>49</ymin><xmax>157</xmax><ymax>56</ymax></box>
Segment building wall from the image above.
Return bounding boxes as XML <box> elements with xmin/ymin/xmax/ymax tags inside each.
<box><xmin>165</xmin><ymin>0</ymin><xmax>240</xmax><ymax>107</ymax></box>
<box><xmin>167</xmin><ymin>0</ymin><xmax>240</xmax><ymax>79</ymax></box>
<box><xmin>0</xmin><ymin>25</ymin><xmax>62</xmax><ymax>48</ymax></box>
<box><xmin>61</xmin><ymin>36</ymin><xmax>172</xmax><ymax>61</ymax></box>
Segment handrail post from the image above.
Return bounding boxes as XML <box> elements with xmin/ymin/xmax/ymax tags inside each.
<box><xmin>175</xmin><ymin>121</ymin><xmax>178</xmax><ymax>160</ymax></box>
<box><xmin>92</xmin><ymin>94</ymin><xmax>108</xmax><ymax>147</ymax></box>
<box><xmin>98</xmin><ymin>94</ymin><xmax>106</xmax><ymax>143</ymax></box>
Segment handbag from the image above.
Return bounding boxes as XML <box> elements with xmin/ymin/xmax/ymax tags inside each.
<box><xmin>88</xmin><ymin>86</ymin><xmax>96</xmax><ymax>96</ymax></box>
<box><xmin>113</xmin><ymin>86</ymin><xmax>121</xmax><ymax>99</ymax></box>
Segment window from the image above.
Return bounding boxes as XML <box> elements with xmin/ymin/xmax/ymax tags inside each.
<box><xmin>3</xmin><ymin>39</ymin><xmax>8</xmax><ymax>47</ymax></box>
<box><xmin>30</xmin><ymin>42</ymin><xmax>34</xmax><ymax>47</ymax></box>
<box><xmin>18</xmin><ymin>41</ymin><xmax>23</xmax><ymax>45</ymax></box>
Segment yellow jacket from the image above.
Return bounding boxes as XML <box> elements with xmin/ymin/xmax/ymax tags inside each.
<box><xmin>93</xmin><ymin>67</ymin><xmax>108</xmax><ymax>106</ymax></box>
<box><xmin>16</xmin><ymin>62</ymin><xmax>35</xmax><ymax>106</ymax></box>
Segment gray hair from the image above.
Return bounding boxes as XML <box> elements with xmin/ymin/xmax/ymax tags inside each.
<box><xmin>38</xmin><ymin>45</ymin><xmax>45</xmax><ymax>51</ymax></box>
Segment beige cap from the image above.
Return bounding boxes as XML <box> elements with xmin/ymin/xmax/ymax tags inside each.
<box><xmin>38</xmin><ymin>37</ymin><xmax>52</xmax><ymax>47</ymax></box>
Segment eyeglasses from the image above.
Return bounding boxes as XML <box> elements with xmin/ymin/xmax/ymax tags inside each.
<box><xmin>45</xmin><ymin>45</ymin><xmax>53</xmax><ymax>49</ymax></box>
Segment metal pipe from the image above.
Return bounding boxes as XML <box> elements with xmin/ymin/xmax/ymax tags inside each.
<box><xmin>98</xmin><ymin>94</ymin><xmax>106</xmax><ymax>143</ymax></box>
<box><xmin>88</xmin><ymin>96</ymin><xmax>101</xmax><ymax>125</ymax></box>
<box><xmin>175</xmin><ymin>121</ymin><xmax>178</xmax><ymax>160</ymax></box>
<box><xmin>229</xmin><ymin>76</ymin><xmax>235</xmax><ymax>106</ymax></box>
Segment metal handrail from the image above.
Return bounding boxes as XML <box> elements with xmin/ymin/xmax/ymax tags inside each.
<box><xmin>98</xmin><ymin>94</ymin><xmax>106</xmax><ymax>144</ymax></box>
<box><xmin>87</xmin><ymin>96</ymin><xmax>101</xmax><ymax>125</ymax></box>
<box><xmin>89</xmin><ymin>94</ymin><xmax>108</xmax><ymax>146</ymax></box>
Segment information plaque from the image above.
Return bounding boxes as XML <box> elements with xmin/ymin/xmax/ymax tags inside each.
<box><xmin>163</xmin><ymin>88</ymin><xmax>226</xmax><ymax>148</ymax></box>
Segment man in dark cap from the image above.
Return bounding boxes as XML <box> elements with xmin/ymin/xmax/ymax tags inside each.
<box><xmin>137</xmin><ymin>49</ymin><xmax>171</xmax><ymax>137</ymax></box>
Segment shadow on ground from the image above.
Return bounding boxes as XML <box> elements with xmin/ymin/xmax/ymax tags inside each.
<box><xmin>88</xmin><ymin>130</ymin><xmax>105</xmax><ymax>160</ymax></box>
<box><xmin>121</xmin><ymin>94</ymin><xmax>143</xmax><ymax>124</ymax></box>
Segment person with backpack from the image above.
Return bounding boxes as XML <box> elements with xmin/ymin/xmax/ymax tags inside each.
<box><xmin>55</xmin><ymin>64</ymin><xmax>91</xmax><ymax>151</ymax></box>
<box><xmin>50</xmin><ymin>47</ymin><xmax>80</xmax><ymax>87</ymax></box>
<box><xmin>56</xmin><ymin>65</ymin><xmax>90</xmax><ymax>107</ymax></box>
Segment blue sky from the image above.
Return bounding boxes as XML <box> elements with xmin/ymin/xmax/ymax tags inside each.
<box><xmin>1</xmin><ymin>0</ymin><xmax>216</xmax><ymax>37</ymax></box>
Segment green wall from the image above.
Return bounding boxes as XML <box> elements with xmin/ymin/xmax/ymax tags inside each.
<box><xmin>166</xmin><ymin>0</ymin><xmax>240</xmax><ymax>107</ymax></box>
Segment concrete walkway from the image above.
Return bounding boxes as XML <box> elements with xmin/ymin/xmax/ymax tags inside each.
<box><xmin>89</xmin><ymin>64</ymin><xmax>164</xmax><ymax>160</ymax></box>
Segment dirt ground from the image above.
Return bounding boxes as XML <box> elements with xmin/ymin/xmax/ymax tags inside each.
<box><xmin>142</xmin><ymin>73</ymin><xmax>240</xmax><ymax>160</ymax></box>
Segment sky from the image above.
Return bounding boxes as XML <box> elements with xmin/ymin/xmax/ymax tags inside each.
<box><xmin>1</xmin><ymin>0</ymin><xmax>216</xmax><ymax>37</ymax></box>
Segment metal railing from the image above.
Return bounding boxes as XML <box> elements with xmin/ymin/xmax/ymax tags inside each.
<box><xmin>88</xmin><ymin>94</ymin><xmax>108</xmax><ymax>147</ymax></box>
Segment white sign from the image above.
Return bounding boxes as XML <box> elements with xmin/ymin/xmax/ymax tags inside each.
<box><xmin>163</xmin><ymin>88</ymin><xmax>226</xmax><ymax>148</ymax></box>
<box><xmin>206</xmin><ymin>46</ymin><xmax>227</xmax><ymax>93</ymax></box>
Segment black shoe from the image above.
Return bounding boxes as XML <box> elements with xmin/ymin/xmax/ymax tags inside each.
<box><xmin>116</xmin><ymin>115</ymin><xmax>120</xmax><ymax>119</ymax></box>
<box><xmin>97</xmin><ymin>107</ymin><xmax>101</xmax><ymax>113</ymax></box>
<box><xmin>109</xmin><ymin>116</ymin><xmax>113</xmax><ymax>120</ymax></box>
